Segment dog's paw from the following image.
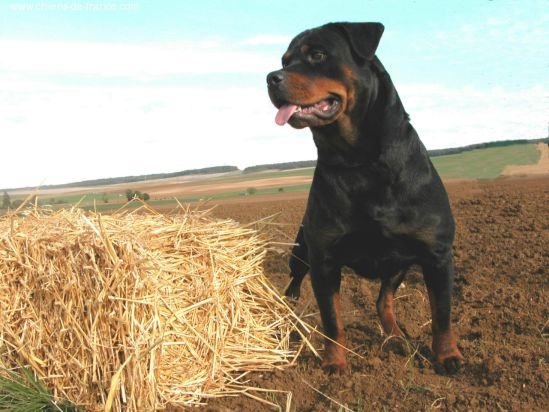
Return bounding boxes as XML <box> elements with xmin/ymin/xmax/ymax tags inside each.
<box><xmin>432</xmin><ymin>331</ymin><xmax>463</xmax><ymax>375</ymax></box>
<box><xmin>284</xmin><ymin>284</ymin><xmax>301</xmax><ymax>301</ymax></box>
<box><xmin>321</xmin><ymin>359</ymin><xmax>348</xmax><ymax>375</ymax></box>
<box><xmin>434</xmin><ymin>349</ymin><xmax>464</xmax><ymax>375</ymax></box>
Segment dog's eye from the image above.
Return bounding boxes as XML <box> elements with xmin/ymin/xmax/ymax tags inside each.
<box><xmin>309</xmin><ymin>51</ymin><xmax>327</xmax><ymax>63</ymax></box>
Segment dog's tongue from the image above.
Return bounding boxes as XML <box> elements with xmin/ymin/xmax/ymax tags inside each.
<box><xmin>275</xmin><ymin>104</ymin><xmax>298</xmax><ymax>126</ymax></box>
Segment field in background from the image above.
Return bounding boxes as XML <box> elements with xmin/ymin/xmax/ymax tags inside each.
<box><xmin>2</xmin><ymin>142</ymin><xmax>545</xmax><ymax>212</ymax></box>
<box><xmin>431</xmin><ymin>142</ymin><xmax>542</xmax><ymax>179</ymax></box>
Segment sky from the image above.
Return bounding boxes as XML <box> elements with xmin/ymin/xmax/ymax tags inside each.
<box><xmin>0</xmin><ymin>0</ymin><xmax>547</xmax><ymax>190</ymax></box>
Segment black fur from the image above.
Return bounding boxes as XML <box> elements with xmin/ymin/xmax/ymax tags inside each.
<box><xmin>267</xmin><ymin>22</ymin><xmax>463</xmax><ymax>374</ymax></box>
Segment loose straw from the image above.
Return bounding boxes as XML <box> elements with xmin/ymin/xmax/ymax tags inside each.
<box><xmin>0</xmin><ymin>205</ymin><xmax>315</xmax><ymax>410</ymax></box>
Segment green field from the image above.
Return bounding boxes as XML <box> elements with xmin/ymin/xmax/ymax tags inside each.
<box><xmin>83</xmin><ymin>183</ymin><xmax>313</xmax><ymax>212</ymax></box>
<box><xmin>2</xmin><ymin>143</ymin><xmax>542</xmax><ymax>212</ymax></box>
<box><xmin>432</xmin><ymin>143</ymin><xmax>540</xmax><ymax>179</ymax></box>
<box><xmin>95</xmin><ymin>143</ymin><xmax>541</xmax><ymax>211</ymax></box>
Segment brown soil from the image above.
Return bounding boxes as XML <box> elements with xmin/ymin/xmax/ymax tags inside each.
<box><xmin>199</xmin><ymin>175</ymin><xmax>548</xmax><ymax>411</ymax></box>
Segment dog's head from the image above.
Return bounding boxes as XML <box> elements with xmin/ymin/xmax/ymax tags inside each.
<box><xmin>267</xmin><ymin>22</ymin><xmax>384</xmax><ymax>130</ymax></box>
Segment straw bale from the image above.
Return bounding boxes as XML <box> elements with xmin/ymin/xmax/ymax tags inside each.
<box><xmin>0</xmin><ymin>206</ymin><xmax>312</xmax><ymax>410</ymax></box>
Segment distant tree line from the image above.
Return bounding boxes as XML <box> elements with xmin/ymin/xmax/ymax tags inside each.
<box><xmin>4</xmin><ymin>166</ymin><xmax>239</xmax><ymax>192</ymax></box>
<box><xmin>56</xmin><ymin>166</ymin><xmax>239</xmax><ymax>189</ymax></box>
<box><xmin>428</xmin><ymin>138</ymin><xmax>548</xmax><ymax>157</ymax></box>
<box><xmin>243</xmin><ymin>160</ymin><xmax>317</xmax><ymax>173</ymax></box>
<box><xmin>3</xmin><ymin>138</ymin><xmax>547</xmax><ymax>193</ymax></box>
<box><xmin>243</xmin><ymin>139</ymin><xmax>548</xmax><ymax>172</ymax></box>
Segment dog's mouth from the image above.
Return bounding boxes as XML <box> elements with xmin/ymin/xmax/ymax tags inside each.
<box><xmin>275</xmin><ymin>97</ymin><xmax>342</xmax><ymax>126</ymax></box>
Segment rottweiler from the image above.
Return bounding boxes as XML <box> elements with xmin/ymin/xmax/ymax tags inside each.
<box><xmin>267</xmin><ymin>22</ymin><xmax>463</xmax><ymax>375</ymax></box>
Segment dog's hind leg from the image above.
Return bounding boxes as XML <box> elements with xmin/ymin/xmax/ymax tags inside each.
<box><xmin>376</xmin><ymin>270</ymin><xmax>407</xmax><ymax>337</ymax></box>
<box><xmin>285</xmin><ymin>225</ymin><xmax>309</xmax><ymax>300</ymax></box>
<box><xmin>422</xmin><ymin>256</ymin><xmax>463</xmax><ymax>374</ymax></box>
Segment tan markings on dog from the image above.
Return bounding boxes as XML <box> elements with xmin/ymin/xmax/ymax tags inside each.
<box><xmin>284</xmin><ymin>72</ymin><xmax>361</xmax><ymax>145</ymax></box>
<box><xmin>321</xmin><ymin>292</ymin><xmax>347</xmax><ymax>373</ymax></box>
<box><xmin>313</xmin><ymin>78</ymin><xmax>348</xmax><ymax>103</ymax></box>
<box><xmin>284</xmin><ymin>73</ymin><xmax>347</xmax><ymax>106</ymax></box>
<box><xmin>300</xmin><ymin>44</ymin><xmax>310</xmax><ymax>54</ymax></box>
<box><xmin>332</xmin><ymin>292</ymin><xmax>345</xmax><ymax>341</ymax></box>
<box><xmin>331</xmin><ymin>65</ymin><xmax>362</xmax><ymax>144</ymax></box>
<box><xmin>337</xmin><ymin>115</ymin><xmax>358</xmax><ymax>145</ymax></box>
<box><xmin>376</xmin><ymin>290</ymin><xmax>405</xmax><ymax>337</ymax></box>
<box><xmin>341</xmin><ymin>65</ymin><xmax>357</xmax><ymax>112</ymax></box>
<box><xmin>433</xmin><ymin>329</ymin><xmax>463</xmax><ymax>363</ymax></box>
<box><xmin>341</xmin><ymin>65</ymin><xmax>357</xmax><ymax>81</ymax></box>
<box><xmin>427</xmin><ymin>290</ymin><xmax>464</xmax><ymax>364</ymax></box>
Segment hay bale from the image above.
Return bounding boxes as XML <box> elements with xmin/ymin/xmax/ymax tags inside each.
<box><xmin>0</xmin><ymin>206</ymin><xmax>312</xmax><ymax>410</ymax></box>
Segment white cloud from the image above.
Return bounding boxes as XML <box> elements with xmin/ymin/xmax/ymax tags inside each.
<box><xmin>400</xmin><ymin>84</ymin><xmax>547</xmax><ymax>149</ymax></box>
<box><xmin>2</xmin><ymin>79</ymin><xmax>545</xmax><ymax>189</ymax></box>
<box><xmin>0</xmin><ymin>81</ymin><xmax>313</xmax><ymax>189</ymax></box>
<box><xmin>0</xmin><ymin>39</ymin><xmax>278</xmax><ymax>78</ymax></box>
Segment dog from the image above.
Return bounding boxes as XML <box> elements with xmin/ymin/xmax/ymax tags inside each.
<box><xmin>267</xmin><ymin>22</ymin><xmax>463</xmax><ymax>375</ymax></box>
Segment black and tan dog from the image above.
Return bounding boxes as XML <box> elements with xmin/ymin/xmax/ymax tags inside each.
<box><xmin>267</xmin><ymin>22</ymin><xmax>463</xmax><ymax>374</ymax></box>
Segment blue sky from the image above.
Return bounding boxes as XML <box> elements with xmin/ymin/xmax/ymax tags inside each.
<box><xmin>1</xmin><ymin>0</ymin><xmax>547</xmax><ymax>189</ymax></box>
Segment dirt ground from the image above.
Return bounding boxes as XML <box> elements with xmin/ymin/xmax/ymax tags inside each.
<box><xmin>199</xmin><ymin>175</ymin><xmax>548</xmax><ymax>411</ymax></box>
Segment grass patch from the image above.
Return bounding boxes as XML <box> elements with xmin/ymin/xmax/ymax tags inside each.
<box><xmin>165</xmin><ymin>183</ymin><xmax>310</xmax><ymax>203</ymax></box>
<box><xmin>178</xmin><ymin>167</ymin><xmax>315</xmax><ymax>188</ymax></box>
<box><xmin>6</xmin><ymin>192</ymin><xmax>123</xmax><ymax>208</ymax></box>
<box><xmin>81</xmin><ymin>183</ymin><xmax>313</xmax><ymax>212</ymax></box>
<box><xmin>0</xmin><ymin>367</ymin><xmax>79</xmax><ymax>411</ymax></box>
<box><xmin>243</xmin><ymin>168</ymin><xmax>315</xmax><ymax>179</ymax></box>
<box><xmin>432</xmin><ymin>143</ymin><xmax>540</xmax><ymax>179</ymax></box>
<box><xmin>172</xmin><ymin>183</ymin><xmax>312</xmax><ymax>203</ymax></box>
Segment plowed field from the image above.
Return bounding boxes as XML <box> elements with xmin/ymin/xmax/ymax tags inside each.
<box><xmin>203</xmin><ymin>175</ymin><xmax>548</xmax><ymax>411</ymax></box>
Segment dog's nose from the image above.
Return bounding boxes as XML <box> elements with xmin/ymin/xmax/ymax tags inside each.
<box><xmin>267</xmin><ymin>70</ymin><xmax>284</xmax><ymax>86</ymax></box>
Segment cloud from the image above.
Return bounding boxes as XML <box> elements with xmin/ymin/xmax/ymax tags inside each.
<box><xmin>2</xmin><ymin>78</ymin><xmax>545</xmax><ymax>189</ymax></box>
<box><xmin>0</xmin><ymin>39</ymin><xmax>278</xmax><ymax>78</ymax></box>
<box><xmin>400</xmin><ymin>84</ymin><xmax>547</xmax><ymax>149</ymax></box>
<box><xmin>0</xmin><ymin>80</ymin><xmax>313</xmax><ymax>188</ymax></box>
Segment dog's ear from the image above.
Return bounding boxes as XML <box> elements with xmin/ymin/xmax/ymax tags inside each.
<box><xmin>331</xmin><ymin>22</ymin><xmax>384</xmax><ymax>64</ymax></box>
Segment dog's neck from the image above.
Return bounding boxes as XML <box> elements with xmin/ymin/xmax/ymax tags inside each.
<box><xmin>313</xmin><ymin>57</ymin><xmax>412</xmax><ymax>168</ymax></box>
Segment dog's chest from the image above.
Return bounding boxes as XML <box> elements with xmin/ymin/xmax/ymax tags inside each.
<box><xmin>337</xmin><ymin>222</ymin><xmax>418</xmax><ymax>272</ymax></box>
<box><xmin>306</xmin><ymin>182</ymin><xmax>431</xmax><ymax>276</ymax></box>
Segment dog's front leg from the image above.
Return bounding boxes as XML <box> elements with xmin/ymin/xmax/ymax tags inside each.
<box><xmin>423</xmin><ymin>256</ymin><xmax>464</xmax><ymax>374</ymax></box>
<box><xmin>310</xmin><ymin>258</ymin><xmax>347</xmax><ymax>374</ymax></box>
<box><xmin>285</xmin><ymin>225</ymin><xmax>309</xmax><ymax>300</ymax></box>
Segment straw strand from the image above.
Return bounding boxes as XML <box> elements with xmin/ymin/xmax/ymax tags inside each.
<box><xmin>0</xmin><ymin>207</ymin><xmax>313</xmax><ymax>410</ymax></box>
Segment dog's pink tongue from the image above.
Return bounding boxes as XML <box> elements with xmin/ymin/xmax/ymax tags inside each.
<box><xmin>275</xmin><ymin>104</ymin><xmax>298</xmax><ymax>126</ymax></box>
